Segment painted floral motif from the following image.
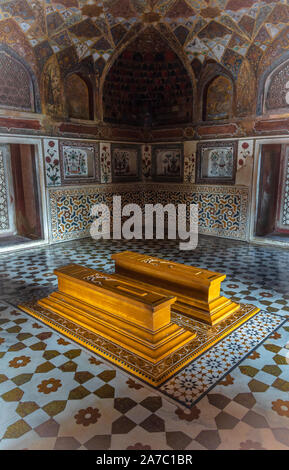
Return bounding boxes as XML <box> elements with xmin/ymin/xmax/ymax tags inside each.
<box><xmin>59</xmin><ymin>141</ymin><xmax>100</xmax><ymax>185</ymax></box>
<box><xmin>208</xmin><ymin>148</ymin><xmax>234</xmax><ymax>178</ymax></box>
<box><xmin>44</xmin><ymin>139</ymin><xmax>61</xmax><ymax>186</ymax></box>
<box><xmin>184</xmin><ymin>149</ymin><xmax>196</xmax><ymax>183</ymax></box>
<box><xmin>74</xmin><ymin>407</ymin><xmax>101</xmax><ymax>426</ymax></box>
<box><xmin>100</xmin><ymin>143</ymin><xmax>112</xmax><ymax>184</ymax></box>
<box><xmin>63</xmin><ymin>147</ymin><xmax>88</xmax><ymax>177</ymax></box>
<box><xmin>154</xmin><ymin>148</ymin><xmax>182</xmax><ymax>180</ymax></box>
<box><xmin>112</xmin><ymin>146</ymin><xmax>139</xmax><ymax>180</ymax></box>
<box><xmin>197</xmin><ymin>141</ymin><xmax>237</xmax><ymax>184</ymax></box>
<box><xmin>237</xmin><ymin>140</ymin><xmax>254</xmax><ymax>170</ymax></box>
<box><xmin>142</xmin><ymin>144</ymin><xmax>152</xmax><ymax>180</ymax></box>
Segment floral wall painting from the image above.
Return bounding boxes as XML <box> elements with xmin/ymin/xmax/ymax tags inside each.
<box><xmin>142</xmin><ymin>144</ymin><xmax>152</xmax><ymax>181</ymax></box>
<box><xmin>152</xmin><ymin>144</ymin><xmax>184</xmax><ymax>182</ymax></box>
<box><xmin>111</xmin><ymin>144</ymin><xmax>141</xmax><ymax>182</ymax></box>
<box><xmin>237</xmin><ymin>140</ymin><xmax>254</xmax><ymax>170</ymax></box>
<box><xmin>196</xmin><ymin>141</ymin><xmax>238</xmax><ymax>185</ymax></box>
<box><xmin>59</xmin><ymin>140</ymin><xmax>100</xmax><ymax>185</ymax></box>
<box><xmin>64</xmin><ymin>148</ymin><xmax>88</xmax><ymax>177</ymax></box>
<box><xmin>184</xmin><ymin>141</ymin><xmax>196</xmax><ymax>183</ymax></box>
<box><xmin>44</xmin><ymin>139</ymin><xmax>61</xmax><ymax>187</ymax></box>
<box><xmin>100</xmin><ymin>142</ymin><xmax>112</xmax><ymax>184</ymax></box>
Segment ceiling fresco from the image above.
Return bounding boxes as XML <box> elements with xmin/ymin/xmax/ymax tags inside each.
<box><xmin>1</xmin><ymin>0</ymin><xmax>289</xmax><ymax>83</ymax></box>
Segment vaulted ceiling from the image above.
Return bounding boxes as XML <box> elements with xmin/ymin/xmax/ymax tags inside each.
<box><xmin>1</xmin><ymin>0</ymin><xmax>289</xmax><ymax>83</ymax></box>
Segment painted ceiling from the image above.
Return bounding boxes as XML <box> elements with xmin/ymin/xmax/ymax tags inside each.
<box><xmin>1</xmin><ymin>0</ymin><xmax>289</xmax><ymax>81</ymax></box>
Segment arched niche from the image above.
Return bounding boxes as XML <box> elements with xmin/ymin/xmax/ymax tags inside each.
<box><xmin>263</xmin><ymin>58</ymin><xmax>289</xmax><ymax>115</ymax></box>
<box><xmin>203</xmin><ymin>75</ymin><xmax>233</xmax><ymax>122</ymax></box>
<box><xmin>64</xmin><ymin>73</ymin><xmax>93</xmax><ymax>120</ymax></box>
<box><xmin>0</xmin><ymin>46</ymin><xmax>40</xmax><ymax>113</ymax></box>
<box><xmin>102</xmin><ymin>28</ymin><xmax>194</xmax><ymax>127</ymax></box>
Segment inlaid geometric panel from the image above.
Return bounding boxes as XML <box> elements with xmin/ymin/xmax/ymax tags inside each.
<box><xmin>48</xmin><ymin>183</ymin><xmax>249</xmax><ymax>242</ymax></box>
<box><xmin>48</xmin><ymin>183</ymin><xmax>145</xmax><ymax>242</ymax></box>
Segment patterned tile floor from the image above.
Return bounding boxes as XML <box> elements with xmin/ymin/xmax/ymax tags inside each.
<box><xmin>0</xmin><ymin>235</ymin><xmax>289</xmax><ymax>450</ymax></box>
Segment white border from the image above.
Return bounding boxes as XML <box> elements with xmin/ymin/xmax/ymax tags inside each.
<box><xmin>250</xmin><ymin>136</ymin><xmax>289</xmax><ymax>247</ymax></box>
<box><xmin>0</xmin><ymin>135</ymin><xmax>49</xmax><ymax>254</ymax></box>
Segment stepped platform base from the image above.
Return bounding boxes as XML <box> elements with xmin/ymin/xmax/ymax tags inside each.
<box><xmin>19</xmin><ymin>301</ymin><xmax>259</xmax><ymax>386</ymax></box>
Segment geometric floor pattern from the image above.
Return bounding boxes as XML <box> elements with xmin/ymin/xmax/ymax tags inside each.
<box><xmin>161</xmin><ymin>311</ymin><xmax>286</xmax><ymax>407</ymax></box>
<box><xmin>0</xmin><ymin>235</ymin><xmax>289</xmax><ymax>449</ymax></box>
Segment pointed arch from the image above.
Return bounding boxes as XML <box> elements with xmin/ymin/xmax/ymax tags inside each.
<box><xmin>0</xmin><ymin>43</ymin><xmax>41</xmax><ymax>113</ymax></box>
<box><xmin>257</xmin><ymin>50</ymin><xmax>289</xmax><ymax>116</ymax></box>
<box><xmin>64</xmin><ymin>72</ymin><xmax>94</xmax><ymax>120</ymax></box>
<box><xmin>198</xmin><ymin>62</ymin><xmax>235</xmax><ymax>122</ymax></box>
<box><xmin>100</xmin><ymin>24</ymin><xmax>196</xmax><ymax>126</ymax></box>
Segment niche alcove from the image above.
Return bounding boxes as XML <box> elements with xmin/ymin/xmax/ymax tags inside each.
<box><xmin>102</xmin><ymin>28</ymin><xmax>194</xmax><ymax>127</ymax></box>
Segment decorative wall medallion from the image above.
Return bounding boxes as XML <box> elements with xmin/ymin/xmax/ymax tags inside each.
<box><xmin>152</xmin><ymin>144</ymin><xmax>184</xmax><ymax>182</ymax></box>
<box><xmin>59</xmin><ymin>140</ymin><xmax>100</xmax><ymax>185</ymax></box>
<box><xmin>44</xmin><ymin>139</ymin><xmax>61</xmax><ymax>187</ymax></box>
<box><xmin>196</xmin><ymin>141</ymin><xmax>237</xmax><ymax>184</ymax></box>
<box><xmin>111</xmin><ymin>144</ymin><xmax>141</xmax><ymax>182</ymax></box>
